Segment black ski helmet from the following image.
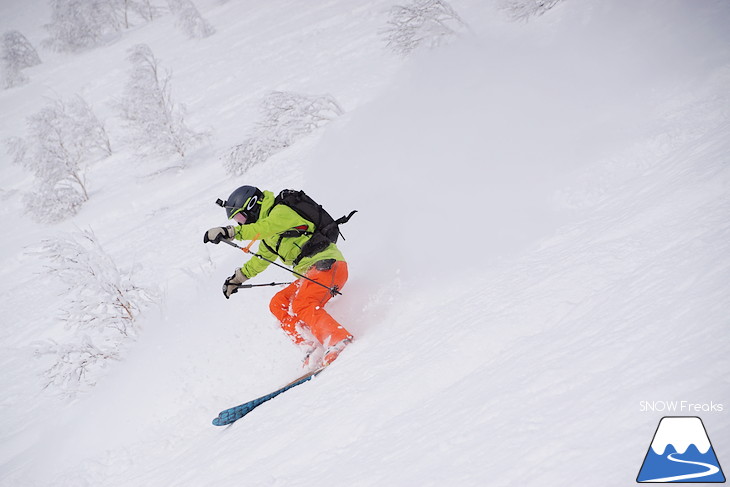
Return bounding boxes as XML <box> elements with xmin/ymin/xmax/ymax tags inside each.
<box><xmin>222</xmin><ymin>185</ymin><xmax>264</xmax><ymax>223</ymax></box>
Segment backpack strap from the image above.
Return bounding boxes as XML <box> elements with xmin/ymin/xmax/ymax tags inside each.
<box><xmin>337</xmin><ymin>210</ymin><xmax>358</xmax><ymax>225</ymax></box>
<box><xmin>261</xmin><ymin>224</ymin><xmax>310</xmax><ymax>261</ymax></box>
<box><xmin>321</xmin><ymin>210</ymin><xmax>358</xmax><ymax>240</ymax></box>
<box><xmin>290</xmin><ymin>210</ymin><xmax>358</xmax><ymax>266</ymax></box>
<box><xmin>261</xmin><ymin>239</ymin><xmax>281</xmax><ymax>260</ymax></box>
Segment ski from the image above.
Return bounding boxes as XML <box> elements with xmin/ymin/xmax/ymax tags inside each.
<box><xmin>212</xmin><ymin>366</ymin><xmax>327</xmax><ymax>426</ymax></box>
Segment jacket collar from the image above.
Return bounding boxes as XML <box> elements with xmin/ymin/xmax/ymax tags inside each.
<box><xmin>260</xmin><ymin>190</ymin><xmax>276</xmax><ymax>218</ymax></box>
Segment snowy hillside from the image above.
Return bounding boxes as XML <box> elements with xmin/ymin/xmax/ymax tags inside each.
<box><xmin>1</xmin><ymin>0</ymin><xmax>729</xmax><ymax>485</ymax></box>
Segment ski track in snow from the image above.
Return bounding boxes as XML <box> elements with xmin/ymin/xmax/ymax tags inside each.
<box><xmin>1</xmin><ymin>0</ymin><xmax>730</xmax><ymax>486</ymax></box>
<box><xmin>644</xmin><ymin>453</ymin><xmax>721</xmax><ymax>483</ymax></box>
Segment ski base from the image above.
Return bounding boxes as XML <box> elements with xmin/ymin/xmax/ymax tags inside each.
<box><xmin>212</xmin><ymin>366</ymin><xmax>326</xmax><ymax>426</ymax></box>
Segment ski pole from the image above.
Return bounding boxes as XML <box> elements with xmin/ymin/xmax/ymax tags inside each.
<box><xmin>236</xmin><ymin>281</ymin><xmax>293</xmax><ymax>289</ymax></box>
<box><xmin>219</xmin><ymin>239</ymin><xmax>342</xmax><ymax>296</ymax></box>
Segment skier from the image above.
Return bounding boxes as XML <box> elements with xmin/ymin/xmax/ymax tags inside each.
<box><xmin>203</xmin><ymin>185</ymin><xmax>352</xmax><ymax>367</ymax></box>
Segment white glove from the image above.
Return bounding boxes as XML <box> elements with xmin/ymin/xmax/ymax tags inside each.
<box><xmin>223</xmin><ymin>268</ymin><xmax>248</xmax><ymax>299</ymax></box>
<box><xmin>204</xmin><ymin>226</ymin><xmax>235</xmax><ymax>244</ymax></box>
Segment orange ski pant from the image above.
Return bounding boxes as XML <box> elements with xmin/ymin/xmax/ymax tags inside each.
<box><xmin>269</xmin><ymin>260</ymin><xmax>351</xmax><ymax>347</ymax></box>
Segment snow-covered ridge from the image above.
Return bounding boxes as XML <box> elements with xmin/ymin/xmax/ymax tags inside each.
<box><xmin>650</xmin><ymin>417</ymin><xmax>713</xmax><ymax>455</ymax></box>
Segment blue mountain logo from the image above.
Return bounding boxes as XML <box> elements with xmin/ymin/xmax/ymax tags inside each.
<box><xmin>637</xmin><ymin>416</ymin><xmax>725</xmax><ymax>483</ymax></box>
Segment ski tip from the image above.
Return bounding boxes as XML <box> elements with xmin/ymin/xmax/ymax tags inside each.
<box><xmin>211</xmin><ymin>366</ymin><xmax>330</xmax><ymax>427</ymax></box>
<box><xmin>213</xmin><ymin>413</ymin><xmax>235</xmax><ymax>426</ymax></box>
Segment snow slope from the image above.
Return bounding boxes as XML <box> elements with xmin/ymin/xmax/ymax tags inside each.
<box><xmin>1</xmin><ymin>0</ymin><xmax>729</xmax><ymax>485</ymax></box>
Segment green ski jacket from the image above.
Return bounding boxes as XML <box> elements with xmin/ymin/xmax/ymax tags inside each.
<box><xmin>233</xmin><ymin>190</ymin><xmax>345</xmax><ymax>278</ymax></box>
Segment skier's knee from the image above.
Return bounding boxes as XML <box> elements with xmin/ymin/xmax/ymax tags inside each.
<box><xmin>291</xmin><ymin>300</ymin><xmax>317</xmax><ymax>321</ymax></box>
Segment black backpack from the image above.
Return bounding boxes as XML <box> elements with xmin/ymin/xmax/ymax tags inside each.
<box><xmin>266</xmin><ymin>189</ymin><xmax>357</xmax><ymax>265</ymax></box>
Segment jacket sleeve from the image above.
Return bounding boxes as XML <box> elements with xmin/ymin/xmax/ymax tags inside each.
<box><xmin>240</xmin><ymin>240</ymin><xmax>277</xmax><ymax>279</ymax></box>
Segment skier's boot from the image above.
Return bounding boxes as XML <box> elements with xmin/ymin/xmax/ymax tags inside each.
<box><xmin>301</xmin><ymin>341</ymin><xmax>323</xmax><ymax>369</ymax></box>
<box><xmin>323</xmin><ymin>337</ymin><xmax>352</xmax><ymax>366</ymax></box>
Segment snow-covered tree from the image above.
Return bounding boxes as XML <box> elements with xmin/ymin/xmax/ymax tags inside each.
<box><xmin>222</xmin><ymin>91</ymin><xmax>343</xmax><ymax>176</ymax></box>
<box><xmin>132</xmin><ymin>0</ymin><xmax>166</xmax><ymax>22</ymax></box>
<box><xmin>38</xmin><ymin>229</ymin><xmax>156</xmax><ymax>337</ymax></box>
<box><xmin>382</xmin><ymin>0</ymin><xmax>467</xmax><ymax>56</ymax></box>
<box><xmin>65</xmin><ymin>95</ymin><xmax>114</xmax><ymax>156</ymax></box>
<box><xmin>43</xmin><ymin>0</ymin><xmax>166</xmax><ymax>51</ymax></box>
<box><xmin>33</xmin><ymin>228</ymin><xmax>158</xmax><ymax>395</ymax></box>
<box><xmin>1</xmin><ymin>30</ymin><xmax>41</xmax><ymax>89</ymax></box>
<box><xmin>167</xmin><ymin>0</ymin><xmax>215</xmax><ymax>39</ymax></box>
<box><xmin>43</xmin><ymin>0</ymin><xmax>121</xmax><ymax>52</ymax></box>
<box><xmin>115</xmin><ymin>0</ymin><xmax>165</xmax><ymax>28</ymax></box>
<box><xmin>118</xmin><ymin>43</ymin><xmax>204</xmax><ymax>158</ymax></box>
<box><xmin>500</xmin><ymin>0</ymin><xmax>564</xmax><ymax>22</ymax></box>
<box><xmin>36</xmin><ymin>337</ymin><xmax>121</xmax><ymax>394</ymax></box>
<box><xmin>7</xmin><ymin>96</ymin><xmax>112</xmax><ymax>222</ymax></box>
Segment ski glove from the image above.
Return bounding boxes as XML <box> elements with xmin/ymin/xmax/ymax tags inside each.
<box><xmin>204</xmin><ymin>225</ymin><xmax>235</xmax><ymax>244</ymax></box>
<box><xmin>223</xmin><ymin>268</ymin><xmax>248</xmax><ymax>299</ymax></box>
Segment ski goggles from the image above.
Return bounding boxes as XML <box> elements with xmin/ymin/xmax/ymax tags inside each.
<box><xmin>226</xmin><ymin>195</ymin><xmax>258</xmax><ymax>225</ymax></box>
<box><xmin>231</xmin><ymin>211</ymin><xmax>247</xmax><ymax>224</ymax></box>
